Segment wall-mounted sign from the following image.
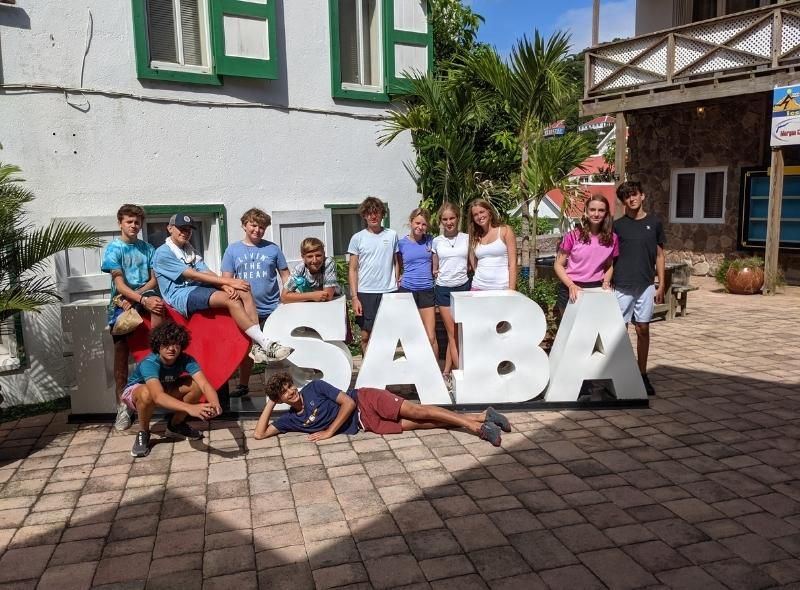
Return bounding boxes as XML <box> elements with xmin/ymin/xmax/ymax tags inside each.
<box><xmin>771</xmin><ymin>85</ymin><xmax>800</xmax><ymax>146</ymax></box>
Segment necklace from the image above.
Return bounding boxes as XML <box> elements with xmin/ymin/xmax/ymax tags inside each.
<box><xmin>443</xmin><ymin>232</ymin><xmax>458</xmax><ymax>248</ymax></box>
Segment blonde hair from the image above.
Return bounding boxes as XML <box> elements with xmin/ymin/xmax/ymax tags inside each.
<box><xmin>408</xmin><ymin>207</ymin><xmax>431</xmax><ymax>225</ymax></box>
<box><xmin>467</xmin><ymin>198</ymin><xmax>501</xmax><ymax>248</ymax></box>
<box><xmin>300</xmin><ymin>237</ymin><xmax>325</xmax><ymax>255</ymax></box>
<box><xmin>241</xmin><ymin>208</ymin><xmax>271</xmax><ymax>228</ymax></box>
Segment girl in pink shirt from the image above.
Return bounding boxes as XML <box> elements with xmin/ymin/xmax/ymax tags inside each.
<box><xmin>554</xmin><ymin>194</ymin><xmax>619</xmax><ymax>313</ymax></box>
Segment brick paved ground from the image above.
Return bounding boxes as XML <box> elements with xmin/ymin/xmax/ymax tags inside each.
<box><xmin>1</xmin><ymin>278</ymin><xmax>799</xmax><ymax>589</ymax></box>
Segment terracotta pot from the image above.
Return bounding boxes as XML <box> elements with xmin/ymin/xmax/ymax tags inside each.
<box><xmin>726</xmin><ymin>266</ymin><xmax>764</xmax><ymax>295</ymax></box>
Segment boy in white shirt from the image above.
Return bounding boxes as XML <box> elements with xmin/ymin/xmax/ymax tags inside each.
<box><xmin>347</xmin><ymin>197</ymin><xmax>399</xmax><ymax>353</ymax></box>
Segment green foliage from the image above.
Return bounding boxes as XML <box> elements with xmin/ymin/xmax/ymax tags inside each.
<box><xmin>0</xmin><ymin>164</ymin><xmax>101</xmax><ymax>325</ymax></box>
<box><xmin>508</xmin><ymin>216</ymin><xmax>554</xmax><ymax>237</ymax></box>
<box><xmin>430</xmin><ymin>0</ymin><xmax>483</xmax><ymax>70</ymax></box>
<box><xmin>0</xmin><ymin>395</ymin><xmax>70</xmax><ymax>422</ymax></box>
<box><xmin>715</xmin><ymin>256</ymin><xmax>772</xmax><ymax>288</ymax></box>
<box><xmin>714</xmin><ymin>259</ymin><xmax>731</xmax><ymax>286</ymax></box>
<box><xmin>517</xmin><ymin>274</ymin><xmax>559</xmax><ymax>312</ymax></box>
<box><xmin>334</xmin><ymin>257</ymin><xmax>363</xmax><ymax>356</ymax></box>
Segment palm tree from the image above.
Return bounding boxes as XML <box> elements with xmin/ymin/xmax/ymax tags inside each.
<box><xmin>468</xmin><ymin>31</ymin><xmax>586</xmax><ymax>285</ymax></box>
<box><xmin>379</xmin><ymin>72</ymin><xmax>494</xmax><ymax>222</ymax></box>
<box><xmin>0</xmin><ymin>163</ymin><xmax>101</xmax><ymax>326</ymax></box>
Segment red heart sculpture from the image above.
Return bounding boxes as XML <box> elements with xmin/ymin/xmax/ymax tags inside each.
<box><xmin>129</xmin><ymin>306</ymin><xmax>250</xmax><ymax>391</ymax></box>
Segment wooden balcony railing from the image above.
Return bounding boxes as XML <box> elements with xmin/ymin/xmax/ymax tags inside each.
<box><xmin>583</xmin><ymin>1</ymin><xmax>800</xmax><ymax>113</ymax></box>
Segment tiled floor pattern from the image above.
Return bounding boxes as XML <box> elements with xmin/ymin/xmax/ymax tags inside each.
<box><xmin>0</xmin><ymin>278</ymin><xmax>799</xmax><ymax>589</ymax></box>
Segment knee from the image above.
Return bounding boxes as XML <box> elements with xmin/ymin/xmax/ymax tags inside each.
<box><xmin>635</xmin><ymin>323</ymin><xmax>650</xmax><ymax>337</ymax></box>
<box><xmin>135</xmin><ymin>386</ymin><xmax>154</xmax><ymax>409</ymax></box>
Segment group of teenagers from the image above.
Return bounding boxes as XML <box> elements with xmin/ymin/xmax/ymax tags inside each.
<box><xmin>102</xmin><ymin>179</ymin><xmax>663</xmax><ymax>458</ymax></box>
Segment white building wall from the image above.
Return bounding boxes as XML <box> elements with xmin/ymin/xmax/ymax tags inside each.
<box><xmin>0</xmin><ymin>1</ymin><xmax>420</xmax><ymax>405</ymax></box>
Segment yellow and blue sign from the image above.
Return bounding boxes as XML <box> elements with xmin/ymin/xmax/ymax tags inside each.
<box><xmin>771</xmin><ymin>85</ymin><xmax>800</xmax><ymax>146</ymax></box>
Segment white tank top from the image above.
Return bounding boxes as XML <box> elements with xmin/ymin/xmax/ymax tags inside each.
<box><xmin>473</xmin><ymin>227</ymin><xmax>509</xmax><ymax>290</ymax></box>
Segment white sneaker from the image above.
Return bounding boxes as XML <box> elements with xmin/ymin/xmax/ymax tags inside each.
<box><xmin>114</xmin><ymin>402</ymin><xmax>132</xmax><ymax>432</ymax></box>
<box><xmin>249</xmin><ymin>342</ymin><xmax>293</xmax><ymax>363</ymax></box>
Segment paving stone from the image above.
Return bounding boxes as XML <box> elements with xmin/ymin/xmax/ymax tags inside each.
<box><xmin>446</xmin><ymin>514</ymin><xmax>507</xmax><ymax>551</ymax></box>
<box><xmin>469</xmin><ymin>545</ymin><xmax>530</xmax><ymax>581</ymax></box>
<box><xmin>539</xmin><ymin>565</ymin><xmax>605</xmax><ymax>590</ymax></box>
<box><xmin>93</xmin><ymin>552</ymin><xmax>151</xmax><ymax>585</ymax></box>
<box><xmin>305</xmin><ymin>537</ymin><xmax>360</xmax><ymax>570</ymax></box>
<box><xmin>578</xmin><ymin>548</ymin><xmax>657</xmax><ymax>589</ymax></box>
<box><xmin>719</xmin><ymin>532</ymin><xmax>790</xmax><ymax>564</ymax></box>
<box><xmin>509</xmin><ymin>530</ymin><xmax>578</xmax><ymax>570</ymax></box>
<box><xmin>420</xmin><ymin>554</ymin><xmax>475</xmax><ymax>581</ymax></box>
<box><xmin>406</xmin><ymin>528</ymin><xmax>462</xmax><ymax>560</ymax></box>
<box><xmin>0</xmin><ymin>544</ymin><xmax>55</xmax><ymax>582</ymax></box>
<box><xmin>203</xmin><ymin>545</ymin><xmax>256</xmax><ymax>578</ymax></box>
<box><xmin>390</xmin><ymin>500</ymin><xmax>443</xmax><ymax>533</ymax></box>
<box><xmin>703</xmin><ymin>558</ymin><xmax>778</xmax><ymax>590</ymax></box>
<box><xmin>621</xmin><ymin>539</ymin><xmax>691</xmax><ymax>572</ymax></box>
<box><xmin>262</xmin><ymin>562</ymin><xmax>316</xmax><ymax>590</ymax></box>
<box><xmin>310</xmin><ymin>562</ymin><xmax>367</xmax><ymax>590</ymax></box>
<box><xmin>37</xmin><ymin>561</ymin><xmax>97</xmax><ymax>590</ymax></box>
<box><xmin>656</xmin><ymin>566</ymin><xmax>728</xmax><ymax>590</ymax></box>
<box><xmin>364</xmin><ymin>553</ymin><xmax>426</xmax><ymax>588</ymax></box>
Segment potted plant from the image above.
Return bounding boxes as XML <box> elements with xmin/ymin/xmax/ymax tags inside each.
<box><xmin>715</xmin><ymin>256</ymin><xmax>765</xmax><ymax>294</ymax></box>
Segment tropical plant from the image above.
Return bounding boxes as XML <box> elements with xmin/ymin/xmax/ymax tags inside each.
<box><xmin>468</xmin><ymin>31</ymin><xmax>590</xmax><ymax>287</ymax></box>
<box><xmin>0</xmin><ymin>163</ymin><xmax>100</xmax><ymax>326</ymax></box>
<box><xmin>379</xmin><ymin>73</ymin><xmax>496</xmax><ymax>219</ymax></box>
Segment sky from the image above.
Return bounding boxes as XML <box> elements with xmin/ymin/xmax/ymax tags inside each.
<box><xmin>466</xmin><ymin>0</ymin><xmax>636</xmax><ymax>56</ymax></box>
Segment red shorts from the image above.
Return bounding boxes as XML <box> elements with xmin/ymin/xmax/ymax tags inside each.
<box><xmin>356</xmin><ymin>388</ymin><xmax>405</xmax><ymax>435</ymax></box>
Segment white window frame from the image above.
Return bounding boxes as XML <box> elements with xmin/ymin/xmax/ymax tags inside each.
<box><xmin>670</xmin><ymin>166</ymin><xmax>727</xmax><ymax>224</ymax></box>
<box><xmin>0</xmin><ymin>317</ymin><xmax>20</xmax><ymax>373</ymax></box>
<box><xmin>339</xmin><ymin>0</ymin><xmax>385</xmax><ymax>93</ymax></box>
<box><xmin>148</xmin><ymin>0</ymin><xmax>213</xmax><ymax>74</ymax></box>
<box><xmin>142</xmin><ymin>212</ymin><xmax>223</xmax><ymax>273</ymax></box>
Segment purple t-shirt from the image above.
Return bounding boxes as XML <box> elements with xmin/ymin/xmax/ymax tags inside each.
<box><xmin>559</xmin><ymin>229</ymin><xmax>619</xmax><ymax>283</ymax></box>
<box><xmin>398</xmin><ymin>235</ymin><xmax>434</xmax><ymax>291</ymax></box>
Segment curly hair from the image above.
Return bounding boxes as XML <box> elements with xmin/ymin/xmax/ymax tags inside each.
<box><xmin>576</xmin><ymin>194</ymin><xmax>614</xmax><ymax>247</ymax></box>
<box><xmin>359</xmin><ymin>196</ymin><xmax>386</xmax><ymax>218</ymax></box>
<box><xmin>265</xmin><ymin>372</ymin><xmax>294</xmax><ymax>403</ymax></box>
<box><xmin>149</xmin><ymin>321</ymin><xmax>191</xmax><ymax>354</ymax></box>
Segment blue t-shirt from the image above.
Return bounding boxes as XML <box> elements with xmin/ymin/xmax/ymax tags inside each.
<box><xmin>221</xmin><ymin>240</ymin><xmax>288</xmax><ymax>317</ymax></box>
<box><xmin>398</xmin><ymin>235</ymin><xmax>434</xmax><ymax>291</ymax></box>
<box><xmin>126</xmin><ymin>352</ymin><xmax>201</xmax><ymax>389</ymax></box>
<box><xmin>347</xmin><ymin>228</ymin><xmax>398</xmax><ymax>293</ymax></box>
<box><xmin>273</xmin><ymin>380</ymin><xmax>359</xmax><ymax>435</ymax></box>
<box><xmin>101</xmin><ymin>238</ymin><xmax>155</xmax><ymax>324</ymax></box>
<box><xmin>153</xmin><ymin>245</ymin><xmax>210</xmax><ymax>316</ymax></box>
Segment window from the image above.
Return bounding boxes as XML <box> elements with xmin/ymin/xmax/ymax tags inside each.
<box><xmin>329</xmin><ymin>206</ymin><xmax>364</xmax><ymax>256</ymax></box>
<box><xmin>132</xmin><ymin>0</ymin><xmax>278</xmax><ymax>84</ymax></box>
<box><xmin>0</xmin><ymin>317</ymin><xmax>21</xmax><ymax>373</ymax></box>
<box><xmin>330</xmin><ymin>0</ymin><xmax>433</xmax><ymax>101</ymax></box>
<box><xmin>670</xmin><ymin>167</ymin><xmax>727</xmax><ymax>223</ymax></box>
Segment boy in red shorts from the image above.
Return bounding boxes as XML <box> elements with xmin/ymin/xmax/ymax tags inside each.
<box><xmin>253</xmin><ymin>372</ymin><xmax>509</xmax><ymax>445</ymax></box>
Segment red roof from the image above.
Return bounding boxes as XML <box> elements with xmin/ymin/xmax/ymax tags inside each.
<box><xmin>544</xmin><ymin>183</ymin><xmax>617</xmax><ymax>218</ymax></box>
<box><xmin>545</xmin><ymin>119</ymin><xmax>566</xmax><ymax>130</ymax></box>
<box><xmin>569</xmin><ymin>155</ymin><xmax>612</xmax><ymax>178</ymax></box>
<box><xmin>583</xmin><ymin>115</ymin><xmax>615</xmax><ymax>126</ymax></box>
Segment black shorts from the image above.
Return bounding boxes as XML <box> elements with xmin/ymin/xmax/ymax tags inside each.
<box><xmin>557</xmin><ymin>280</ymin><xmax>603</xmax><ymax>311</ymax></box>
<box><xmin>397</xmin><ymin>286</ymin><xmax>435</xmax><ymax>309</ymax></box>
<box><xmin>434</xmin><ymin>280</ymin><xmax>471</xmax><ymax>307</ymax></box>
<box><xmin>355</xmin><ymin>292</ymin><xmax>384</xmax><ymax>333</ymax></box>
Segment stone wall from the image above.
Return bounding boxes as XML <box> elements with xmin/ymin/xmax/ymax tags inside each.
<box><xmin>627</xmin><ymin>94</ymin><xmax>768</xmax><ymax>275</ymax></box>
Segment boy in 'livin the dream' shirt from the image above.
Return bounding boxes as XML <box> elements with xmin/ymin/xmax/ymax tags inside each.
<box><xmin>221</xmin><ymin>208</ymin><xmax>289</xmax><ymax>398</ymax></box>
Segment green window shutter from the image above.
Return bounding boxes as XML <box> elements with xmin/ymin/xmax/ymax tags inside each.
<box><xmin>210</xmin><ymin>0</ymin><xmax>278</xmax><ymax>79</ymax></box>
<box><xmin>131</xmin><ymin>0</ymin><xmax>222</xmax><ymax>85</ymax></box>
<box><xmin>383</xmin><ymin>0</ymin><xmax>432</xmax><ymax>95</ymax></box>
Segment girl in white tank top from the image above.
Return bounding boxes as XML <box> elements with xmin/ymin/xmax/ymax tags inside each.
<box><xmin>468</xmin><ymin>199</ymin><xmax>517</xmax><ymax>291</ymax></box>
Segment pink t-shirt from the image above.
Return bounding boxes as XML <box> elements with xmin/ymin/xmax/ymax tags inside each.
<box><xmin>559</xmin><ymin>229</ymin><xmax>619</xmax><ymax>283</ymax></box>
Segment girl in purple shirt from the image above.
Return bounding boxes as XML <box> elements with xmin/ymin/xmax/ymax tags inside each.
<box><xmin>397</xmin><ymin>208</ymin><xmax>437</xmax><ymax>358</ymax></box>
<box><xmin>554</xmin><ymin>194</ymin><xmax>619</xmax><ymax>312</ymax></box>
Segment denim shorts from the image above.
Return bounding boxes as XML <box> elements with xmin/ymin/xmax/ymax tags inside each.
<box><xmin>186</xmin><ymin>286</ymin><xmax>218</xmax><ymax>315</ymax></box>
<box><xmin>434</xmin><ymin>280</ymin><xmax>471</xmax><ymax>307</ymax></box>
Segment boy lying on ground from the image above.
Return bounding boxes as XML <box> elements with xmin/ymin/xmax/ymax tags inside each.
<box><xmin>253</xmin><ymin>372</ymin><xmax>510</xmax><ymax>445</ymax></box>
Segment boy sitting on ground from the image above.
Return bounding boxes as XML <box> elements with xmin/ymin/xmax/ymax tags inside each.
<box><xmin>254</xmin><ymin>372</ymin><xmax>510</xmax><ymax>445</ymax></box>
<box><xmin>153</xmin><ymin>213</ymin><xmax>292</xmax><ymax>362</ymax></box>
<box><xmin>101</xmin><ymin>204</ymin><xmax>165</xmax><ymax>432</ymax></box>
<box><xmin>222</xmin><ymin>208</ymin><xmax>290</xmax><ymax>398</ymax></box>
<box><xmin>122</xmin><ymin>322</ymin><xmax>222</xmax><ymax>458</ymax></box>
<box><xmin>281</xmin><ymin>237</ymin><xmax>341</xmax><ymax>303</ymax></box>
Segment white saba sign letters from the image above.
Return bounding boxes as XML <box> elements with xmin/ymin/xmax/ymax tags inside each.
<box><xmin>262</xmin><ymin>290</ymin><xmax>646</xmax><ymax>403</ymax></box>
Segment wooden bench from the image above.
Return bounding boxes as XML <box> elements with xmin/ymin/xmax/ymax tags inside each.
<box><xmin>669</xmin><ymin>285</ymin><xmax>699</xmax><ymax>319</ymax></box>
